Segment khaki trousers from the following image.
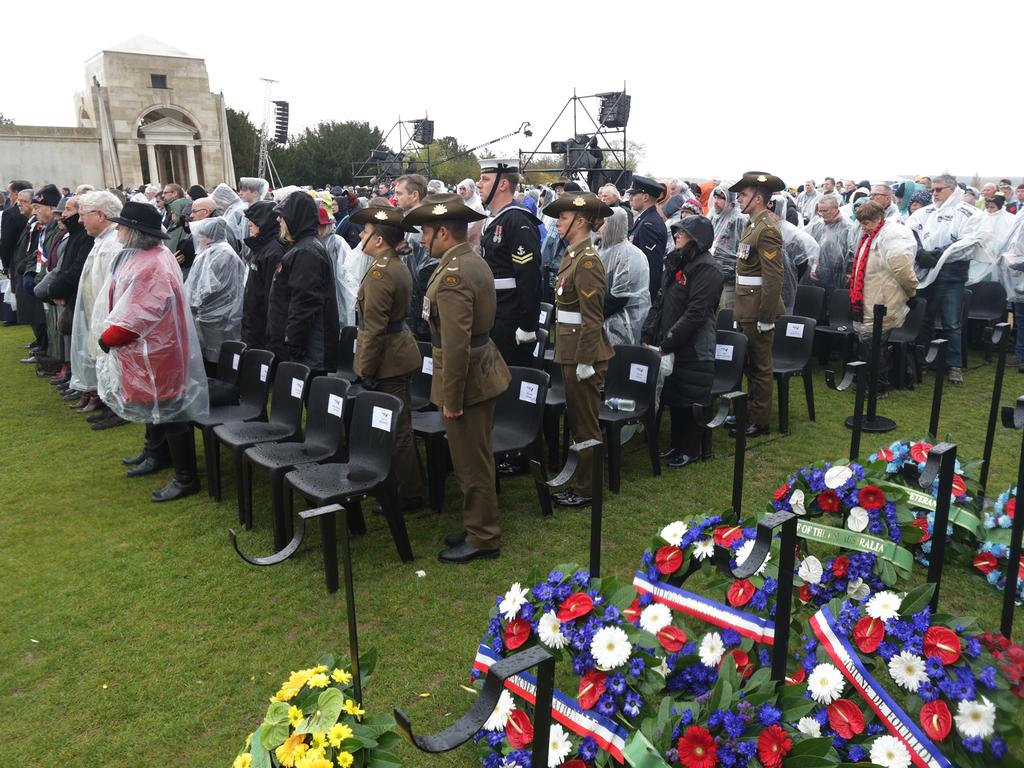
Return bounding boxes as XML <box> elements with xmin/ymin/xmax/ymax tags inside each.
<box><xmin>738</xmin><ymin>322</ymin><xmax>774</xmax><ymax>426</ymax></box>
<box><xmin>377</xmin><ymin>374</ymin><xmax>424</xmax><ymax>500</ymax></box>
<box><xmin>562</xmin><ymin>360</ymin><xmax>608</xmax><ymax>496</ymax></box>
<box><xmin>444</xmin><ymin>397</ymin><xmax>500</xmax><ymax>548</ymax></box>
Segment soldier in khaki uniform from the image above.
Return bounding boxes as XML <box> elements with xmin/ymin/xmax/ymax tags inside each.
<box><xmin>542</xmin><ymin>193</ymin><xmax>616</xmax><ymax>507</ymax></box>
<box><xmin>403</xmin><ymin>194</ymin><xmax>512</xmax><ymax>564</ymax></box>
<box><xmin>350</xmin><ymin>202</ymin><xmax>425</xmax><ymax>506</ymax></box>
<box><xmin>728</xmin><ymin>172</ymin><xmax>786</xmax><ymax>437</ymax></box>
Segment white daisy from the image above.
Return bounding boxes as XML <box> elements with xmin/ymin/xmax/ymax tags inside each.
<box><xmin>807</xmin><ymin>662</ymin><xmax>845</xmax><ymax>704</ymax></box>
<box><xmin>698</xmin><ymin>632</ymin><xmax>725</xmax><ymax>667</ymax></box>
<box><xmin>499</xmin><ymin>582</ymin><xmax>530</xmax><ymax>622</ymax></box>
<box><xmin>483</xmin><ymin>689</ymin><xmax>515</xmax><ymax>731</ymax></box>
<box><xmin>590</xmin><ymin>626</ymin><xmax>632</xmax><ymax>670</ymax></box>
<box><xmin>846</xmin><ymin>578</ymin><xmax>871</xmax><ymax>601</ymax></box>
<box><xmin>865</xmin><ymin>590</ymin><xmax>902</xmax><ymax>621</ymax></box>
<box><xmin>537</xmin><ymin>610</ymin><xmax>567</xmax><ymax>650</ymax></box>
<box><xmin>653</xmin><ymin>658</ymin><xmax>670</xmax><ymax>677</ymax></box>
<box><xmin>798</xmin><ymin>555</ymin><xmax>824</xmax><ymax>585</ymax></box>
<box><xmin>796</xmin><ymin>716</ymin><xmax>821</xmax><ymax>737</ymax></box>
<box><xmin>547</xmin><ymin>723</ymin><xmax>572</xmax><ymax>767</ymax></box>
<box><xmin>954</xmin><ymin>697</ymin><xmax>996</xmax><ymax>739</ymax></box>
<box><xmin>735</xmin><ymin>539</ymin><xmax>770</xmax><ymax>575</ymax></box>
<box><xmin>789</xmin><ymin>488</ymin><xmax>807</xmax><ymax>516</ymax></box>
<box><xmin>639</xmin><ymin>604</ymin><xmax>672</xmax><ymax>634</ymax></box>
<box><xmin>847</xmin><ymin>506</ymin><xmax>869</xmax><ymax>533</ymax></box>
<box><xmin>888</xmin><ymin>651</ymin><xmax>927</xmax><ymax>692</ymax></box>
<box><xmin>692</xmin><ymin>538</ymin><xmax>715</xmax><ymax>560</ymax></box>
<box><xmin>660</xmin><ymin>520</ymin><xmax>689</xmax><ymax>546</ymax></box>
<box><xmin>825</xmin><ymin>464</ymin><xmax>854</xmax><ymax>489</ymax></box>
<box><xmin>869</xmin><ymin>734</ymin><xmax>911</xmax><ymax>768</ymax></box>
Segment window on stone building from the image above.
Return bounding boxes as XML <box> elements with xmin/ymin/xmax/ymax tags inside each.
<box><xmin>151</xmin><ymin>74</ymin><xmax>168</xmax><ymax>89</ymax></box>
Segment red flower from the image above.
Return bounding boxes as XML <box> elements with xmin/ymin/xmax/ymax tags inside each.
<box><xmin>785</xmin><ymin>668</ymin><xmax>806</xmax><ymax>685</ymax></box>
<box><xmin>919</xmin><ymin>700</ymin><xmax>952</xmax><ymax>741</ymax></box>
<box><xmin>727</xmin><ymin>578</ymin><xmax>755</xmax><ymax>607</ymax></box>
<box><xmin>655</xmin><ymin>545</ymin><xmax>683</xmax><ymax>575</ymax></box>
<box><xmin>923</xmin><ymin>626</ymin><xmax>962</xmax><ymax>665</ymax></box>
<box><xmin>911</xmin><ymin>517</ymin><xmax>931</xmax><ymax>543</ymax></box>
<box><xmin>952</xmin><ymin>474</ymin><xmax>967</xmax><ymax>498</ymax></box>
<box><xmin>676</xmin><ymin>726</ymin><xmax>717</xmax><ymax>768</ymax></box>
<box><xmin>816</xmin><ymin>489</ymin><xmax>841</xmax><ymax>514</ymax></box>
<box><xmin>853</xmin><ymin>616</ymin><xmax>885</xmax><ymax>654</ymax></box>
<box><xmin>827</xmin><ymin>699</ymin><xmax>866</xmax><ymax>739</ymax></box>
<box><xmin>505</xmin><ymin>708</ymin><xmax>533</xmax><ymax>749</ymax></box>
<box><xmin>858</xmin><ymin>484</ymin><xmax>886</xmax><ymax>510</ymax></box>
<box><xmin>556</xmin><ymin>592</ymin><xmax>594</xmax><ymax>622</ymax></box>
<box><xmin>720</xmin><ymin>648</ymin><xmax>754</xmax><ymax>679</ymax></box>
<box><xmin>798</xmin><ymin>584</ymin><xmax>813</xmax><ymax>603</ymax></box>
<box><xmin>974</xmin><ymin>552</ymin><xmax>998</xmax><ymax>575</ymax></box>
<box><xmin>657</xmin><ymin>625</ymin><xmax>688</xmax><ymax>653</ymax></box>
<box><xmin>878</xmin><ymin>447</ymin><xmax>894</xmax><ymax>462</ymax></box>
<box><xmin>832</xmin><ymin>555</ymin><xmax>849</xmax><ymax>578</ymax></box>
<box><xmin>504</xmin><ymin>618</ymin><xmax>531</xmax><ymax>650</ymax></box>
<box><xmin>714</xmin><ymin>526</ymin><xmax>743</xmax><ymax>547</ymax></box>
<box><xmin>773</xmin><ymin>483</ymin><xmax>791</xmax><ymax>501</ymax></box>
<box><xmin>562</xmin><ymin>762</ymin><xmax>587</xmax><ymax>768</ymax></box>
<box><xmin>756</xmin><ymin>725</ymin><xmax>792</xmax><ymax>768</ymax></box>
<box><xmin>911</xmin><ymin>441</ymin><xmax>932</xmax><ymax>463</ymax></box>
<box><xmin>1008</xmin><ymin>497</ymin><xmax>1016</xmax><ymax>519</ymax></box>
<box><xmin>577</xmin><ymin>668</ymin><xmax>606</xmax><ymax>710</ymax></box>
<box><xmin>624</xmin><ymin>597</ymin><xmax>642</xmax><ymax>624</ymax></box>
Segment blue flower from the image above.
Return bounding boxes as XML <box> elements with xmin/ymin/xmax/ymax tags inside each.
<box><xmin>721</xmin><ymin>628</ymin><xmax>740</xmax><ymax>646</ymax></box>
<box><xmin>847</xmin><ymin>745</ymin><xmax>867</xmax><ymax>762</ymax></box>
<box><xmin>623</xmin><ymin>690</ymin><xmax>642</xmax><ymax>717</ymax></box>
<box><xmin>579</xmin><ymin>737</ymin><xmax>598</xmax><ymax>761</ymax></box>
<box><xmin>547</xmin><ymin>570</ymin><xmax>564</xmax><ymax>584</ymax></box>
<box><xmin>483</xmin><ymin>752</ymin><xmax>504</xmax><ymax>768</ymax></box>
<box><xmin>758</xmin><ymin>704</ymin><xmax>782</xmax><ymax>727</ymax></box>
<box><xmin>991</xmin><ymin>735</ymin><xmax>1007</xmax><ymax>759</ymax></box>
<box><xmin>597</xmin><ymin>693</ymin><xmax>617</xmax><ymax>718</ymax></box>
<box><xmin>608</xmin><ymin>673</ymin><xmax>627</xmax><ymax>696</ymax></box>
<box><xmin>962</xmin><ymin>736</ymin><xmax>984</xmax><ymax>754</ymax></box>
<box><xmin>722</xmin><ymin>710</ymin><xmax>745</xmax><ymax>739</ymax></box>
<box><xmin>966</xmin><ymin>637</ymin><xmax>982</xmax><ymax>659</ymax></box>
<box><xmin>507</xmin><ymin>749</ymin><xmax>532</xmax><ymax>768</ymax></box>
<box><xmin>979</xmin><ymin>666</ymin><xmax>998</xmax><ymax>690</ymax></box>
<box><xmin>629</xmin><ymin>656</ymin><xmax>646</xmax><ymax>677</ymax></box>
<box><xmin>486</xmin><ymin>731</ymin><xmax>505</xmax><ymax>747</ymax></box>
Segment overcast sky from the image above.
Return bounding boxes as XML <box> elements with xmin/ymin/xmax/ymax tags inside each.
<box><xmin>5</xmin><ymin>1</ymin><xmax>1022</xmax><ymax>185</ymax></box>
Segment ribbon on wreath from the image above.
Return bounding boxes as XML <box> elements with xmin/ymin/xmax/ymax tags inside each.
<box><xmin>632</xmin><ymin>572</ymin><xmax>775</xmax><ymax>645</ymax></box>
<box><xmin>808</xmin><ymin>605</ymin><xmax>953</xmax><ymax>768</ymax></box>
<box><xmin>877</xmin><ymin>481</ymin><xmax>981</xmax><ymax>537</ymax></box>
<box><xmin>795</xmin><ymin>519</ymin><xmax>915</xmax><ymax>573</ymax></box>
<box><xmin>473</xmin><ymin>644</ymin><xmax>628</xmax><ymax>763</ymax></box>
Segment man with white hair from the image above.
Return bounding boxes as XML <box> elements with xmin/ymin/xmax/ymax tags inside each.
<box><xmin>795</xmin><ymin>180</ymin><xmax>821</xmax><ymax>226</ymax></box>
<box><xmin>144</xmin><ymin>184</ymin><xmax>160</xmax><ymax>205</ymax></box>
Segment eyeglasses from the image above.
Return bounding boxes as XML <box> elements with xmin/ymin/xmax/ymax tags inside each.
<box><xmin>869</xmin><ymin>193</ymin><xmax>888</xmax><ymax>198</ymax></box>
<box><xmin>931</xmin><ymin>186</ymin><xmax>949</xmax><ymax>193</ymax></box>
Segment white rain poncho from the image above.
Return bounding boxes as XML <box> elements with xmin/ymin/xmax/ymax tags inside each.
<box><xmin>238</xmin><ymin>177</ymin><xmax>270</xmax><ymax>203</ymax></box>
<box><xmin>997</xmin><ymin>216</ymin><xmax>1024</xmax><ymax>301</ymax></box>
<box><xmin>795</xmin><ymin>188</ymin><xmax>822</xmax><ymax>226</ymax></box>
<box><xmin>805</xmin><ymin>214</ymin><xmax>854</xmax><ymax>294</ymax></box>
<box><xmin>709</xmin><ymin>184</ymin><xmax>748</xmax><ymax>280</ymax></box>
<box><xmin>184</xmin><ymin>217</ymin><xmax>246</xmax><ymax>361</ymax></box>
<box><xmin>597</xmin><ymin>208</ymin><xmax>651</xmax><ymax>345</ymax></box>
<box><xmin>322</xmin><ymin>231</ymin><xmax>358</xmax><ymax>326</ymax></box>
<box><xmin>972</xmin><ymin>208</ymin><xmax>1017</xmax><ymax>284</ymax></box>
<box><xmin>95</xmin><ymin>245</ymin><xmax>209</xmax><ymax>423</ymax></box>
<box><xmin>210</xmin><ymin>183</ymin><xmax>249</xmax><ymax>251</ymax></box>
<box><xmin>907</xmin><ymin>186</ymin><xmax>983</xmax><ymax>289</ymax></box>
<box><xmin>779</xmin><ymin>220</ymin><xmax>819</xmax><ymax>313</ymax></box>
<box><xmin>69</xmin><ymin>224</ymin><xmax>122</xmax><ymax>391</ymax></box>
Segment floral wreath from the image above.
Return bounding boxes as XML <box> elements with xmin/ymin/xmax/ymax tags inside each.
<box><xmin>973</xmin><ymin>486</ymin><xmax>1024</xmax><ymax>603</ymax></box>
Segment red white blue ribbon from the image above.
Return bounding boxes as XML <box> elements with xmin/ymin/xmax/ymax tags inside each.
<box><xmin>632</xmin><ymin>572</ymin><xmax>775</xmax><ymax>645</ymax></box>
<box><xmin>473</xmin><ymin>644</ymin><xmax>628</xmax><ymax>763</ymax></box>
<box><xmin>809</xmin><ymin>605</ymin><xmax>953</xmax><ymax>768</ymax></box>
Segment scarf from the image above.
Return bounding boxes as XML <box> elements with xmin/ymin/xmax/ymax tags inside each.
<box><xmin>849</xmin><ymin>220</ymin><xmax>884</xmax><ymax>321</ymax></box>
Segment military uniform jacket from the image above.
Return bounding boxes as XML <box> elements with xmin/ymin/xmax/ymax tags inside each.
<box><xmin>355</xmin><ymin>246</ymin><xmax>420</xmax><ymax>380</ymax></box>
<box><xmin>424</xmin><ymin>241</ymin><xmax>511</xmax><ymax>412</ymax></box>
<box><xmin>629</xmin><ymin>205</ymin><xmax>667</xmax><ymax>297</ymax></box>
<box><xmin>734</xmin><ymin>209</ymin><xmax>785</xmax><ymax>324</ymax></box>
<box><xmin>553</xmin><ymin>238</ymin><xmax>615</xmax><ymax>366</ymax></box>
<box><xmin>481</xmin><ymin>204</ymin><xmax>542</xmax><ymax>332</ymax></box>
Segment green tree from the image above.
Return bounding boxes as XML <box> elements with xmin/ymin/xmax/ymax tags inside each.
<box><xmin>273</xmin><ymin>121</ymin><xmax>384</xmax><ymax>187</ymax></box>
<box><xmin>225</xmin><ymin>107</ymin><xmax>261</xmax><ymax>181</ymax></box>
<box><xmin>408</xmin><ymin>136</ymin><xmax>480</xmax><ymax>185</ymax></box>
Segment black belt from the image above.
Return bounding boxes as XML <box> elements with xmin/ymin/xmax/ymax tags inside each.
<box><xmin>357</xmin><ymin>320</ymin><xmax>407</xmax><ymax>334</ymax></box>
<box><xmin>431</xmin><ymin>333</ymin><xmax>489</xmax><ymax>349</ymax></box>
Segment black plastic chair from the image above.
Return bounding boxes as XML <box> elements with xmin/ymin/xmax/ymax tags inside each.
<box><xmin>772</xmin><ymin>315</ymin><xmax>817</xmax><ymax>434</ymax></box>
<box><xmin>531</xmin><ymin>328</ymin><xmax>549</xmax><ymax>370</ymax></box>
<box><xmin>888</xmin><ymin>298</ymin><xmax>927</xmax><ymax>389</ymax></box>
<box><xmin>211</xmin><ymin>361</ymin><xmax>310</xmax><ymax>506</ymax></box>
<box><xmin>793</xmin><ymin>284</ymin><xmax>826</xmax><ymax>322</ymax></box>
<box><xmin>333</xmin><ymin>326</ymin><xmax>359</xmax><ymax>381</ymax></box>
<box><xmin>815</xmin><ymin>288</ymin><xmax>855</xmax><ymax>365</ymax></box>
<box><xmin>193</xmin><ymin>348</ymin><xmax>275</xmax><ymax>499</ymax></box>
<box><xmin>711</xmin><ymin>330</ymin><xmax>748</xmax><ymax>398</ymax></box>
<box><xmin>716</xmin><ymin>308</ymin><xmax>735</xmax><ymax>331</ymax></box>
<box><xmin>599</xmin><ymin>345</ymin><xmax>662</xmax><ymax>493</ymax></box>
<box><xmin>410</xmin><ymin>342</ymin><xmax>433</xmax><ymax>412</ymax></box>
<box><xmin>215</xmin><ymin>340</ymin><xmax>248</xmax><ymax>386</ymax></box>
<box><xmin>967</xmin><ymin>281</ymin><xmax>1008</xmax><ymax>361</ymax></box>
<box><xmin>410</xmin><ymin>343</ymin><xmax>446</xmax><ymax>512</ymax></box>
<box><xmin>283</xmin><ymin>391</ymin><xmax>413</xmax><ymax>573</ymax></box>
<box><xmin>538</xmin><ymin>302</ymin><xmax>554</xmax><ymax>334</ymax></box>
<box><xmin>240</xmin><ymin>376</ymin><xmax>349</xmax><ymax>550</ymax></box>
<box><xmin>543</xmin><ymin>361</ymin><xmax>569</xmax><ymax>472</ymax></box>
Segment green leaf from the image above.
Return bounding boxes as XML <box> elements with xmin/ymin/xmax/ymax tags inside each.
<box><xmin>789</xmin><ymin>736</ymin><xmax>833</xmax><ymax>757</ymax></box>
<box><xmin>899</xmin><ymin>582</ymin><xmax>935</xmax><ymax>618</ymax></box>
<box><xmin>249</xmin><ymin>728</ymin><xmax>271</xmax><ymax>768</ymax></box>
<box><xmin>623</xmin><ymin>624</ymin><xmax>658</xmax><ymax>649</ymax></box>
<box><xmin>781</xmin><ymin>755</ymin><xmax>837</xmax><ymax>768</ymax></box>
<box><xmin>297</xmin><ymin>687</ymin><xmax>344</xmax><ymax>734</ymax></box>
<box><xmin>365</xmin><ymin>750</ymin><xmax>403</xmax><ymax>768</ymax></box>
<box><xmin>259</xmin><ymin>702</ymin><xmax>291</xmax><ymax>750</ymax></box>
<box><xmin>900</xmin><ymin>523</ymin><xmax>924</xmax><ymax>545</ymax></box>
<box><xmin>610</xmin><ymin>584</ymin><xmax>638</xmax><ymax>610</ymax></box>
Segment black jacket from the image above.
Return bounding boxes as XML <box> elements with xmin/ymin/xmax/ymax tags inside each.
<box><xmin>629</xmin><ymin>205</ymin><xmax>667</xmax><ymax>302</ymax></box>
<box><xmin>242</xmin><ymin>202</ymin><xmax>286</xmax><ymax>349</ymax></box>
<box><xmin>0</xmin><ymin>206</ymin><xmax>27</xmax><ymax>272</ymax></box>
<box><xmin>267</xmin><ymin>193</ymin><xmax>340</xmax><ymax>371</ymax></box>
<box><xmin>643</xmin><ymin>216</ymin><xmax>722</xmax><ymax>408</ymax></box>
<box><xmin>44</xmin><ymin>215</ymin><xmax>93</xmax><ymax>303</ymax></box>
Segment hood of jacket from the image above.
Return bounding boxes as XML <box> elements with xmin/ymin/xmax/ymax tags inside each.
<box><xmin>244</xmin><ymin>200</ymin><xmax>281</xmax><ymax>248</ymax></box>
<box><xmin>672</xmin><ymin>214</ymin><xmax>714</xmax><ymax>252</ymax></box>
<box><xmin>275</xmin><ymin>191</ymin><xmax>320</xmax><ymax>242</ymax></box>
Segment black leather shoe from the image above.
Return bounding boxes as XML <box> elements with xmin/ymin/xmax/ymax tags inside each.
<box><xmin>553</xmin><ymin>491</ymin><xmax>592</xmax><ymax>508</ymax></box>
<box><xmin>152</xmin><ymin>477</ymin><xmax>200</xmax><ymax>503</ymax></box>
<box><xmin>437</xmin><ymin>541</ymin><xmax>500</xmax><ymax>564</ymax></box>
<box><xmin>668</xmin><ymin>453</ymin><xmax>698</xmax><ymax>469</ymax></box>
<box><xmin>659</xmin><ymin>448</ymin><xmax>678</xmax><ymax>460</ymax></box>
<box><xmin>444</xmin><ymin>531</ymin><xmax>467</xmax><ymax>546</ymax></box>
<box><xmin>127</xmin><ymin>455</ymin><xmax>169</xmax><ymax>477</ymax></box>
<box><xmin>123</xmin><ymin>452</ymin><xmax>148</xmax><ymax>466</ymax></box>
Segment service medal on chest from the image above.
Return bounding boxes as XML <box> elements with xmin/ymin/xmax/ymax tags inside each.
<box><xmin>493</xmin><ymin>225</ymin><xmax>503</xmax><ymax>244</ymax></box>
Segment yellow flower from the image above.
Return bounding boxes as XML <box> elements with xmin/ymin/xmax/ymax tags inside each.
<box><xmin>276</xmin><ymin>669</ymin><xmax>314</xmax><ymax>701</ymax></box>
<box><xmin>312</xmin><ymin>664</ymin><xmax>328</xmax><ymax>674</ymax></box>
<box><xmin>336</xmin><ymin>751</ymin><xmax>354</xmax><ymax>768</ymax></box>
<box><xmin>232</xmin><ymin>754</ymin><xmax>252</xmax><ymax>768</ymax></box>
<box><xmin>342</xmin><ymin>699</ymin><xmax>365</xmax><ymax>719</ymax></box>
<box><xmin>327</xmin><ymin>722</ymin><xmax>354</xmax><ymax>748</ymax></box>
<box><xmin>295</xmin><ymin>748</ymin><xmax>332</xmax><ymax>768</ymax></box>
<box><xmin>307</xmin><ymin>672</ymin><xmax>330</xmax><ymax>689</ymax></box>
<box><xmin>288</xmin><ymin>705</ymin><xmax>305</xmax><ymax>728</ymax></box>
<box><xmin>311</xmin><ymin>732</ymin><xmax>328</xmax><ymax>750</ymax></box>
<box><xmin>330</xmin><ymin>668</ymin><xmax>352</xmax><ymax>685</ymax></box>
<box><xmin>275</xmin><ymin>733</ymin><xmax>308</xmax><ymax>768</ymax></box>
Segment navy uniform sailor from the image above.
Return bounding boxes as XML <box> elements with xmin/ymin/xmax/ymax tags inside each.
<box><xmin>628</xmin><ymin>175</ymin><xmax>668</xmax><ymax>303</ymax></box>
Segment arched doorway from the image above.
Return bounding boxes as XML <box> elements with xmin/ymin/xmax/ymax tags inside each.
<box><xmin>136</xmin><ymin>107</ymin><xmax>203</xmax><ymax>187</ymax></box>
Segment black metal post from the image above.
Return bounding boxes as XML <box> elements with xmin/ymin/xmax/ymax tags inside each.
<box><xmin>339</xmin><ymin>505</ymin><xmax>362</xmax><ymax>705</ymax></box>
<box><xmin>590</xmin><ymin>443</ymin><xmax>604</xmax><ymax>578</ymax></box>
<box><xmin>826</xmin><ymin>361</ymin><xmax>867</xmax><ymax>461</ymax></box>
<box><xmin>848</xmin><ymin>304</ymin><xmax>896</xmax><ymax>433</ymax></box>
<box><xmin>978</xmin><ymin>324</ymin><xmax>1011</xmax><ymax>508</ymax></box>
<box><xmin>1000</xmin><ymin>397</ymin><xmax>1024</xmax><ymax>639</ymax></box>
<box><xmin>698</xmin><ymin>392</ymin><xmax>747</xmax><ymax>523</ymax></box>
<box><xmin>918</xmin><ymin>443</ymin><xmax>956</xmax><ymax>613</ymax></box>
<box><xmin>925</xmin><ymin>339</ymin><xmax>948</xmax><ymax>439</ymax></box>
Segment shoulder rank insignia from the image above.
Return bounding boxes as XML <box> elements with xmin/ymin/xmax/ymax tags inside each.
<box><xmin>512</xmin><ymin>245</ymin><xmax>533</xmax><ymax>265</ymax></box>
<box><xmin>431</xmin><ymin>204</ymin><xmax>448</xmax><ymax>216</ymax></box>
<box><xmin>374</xmin><ymin>210</ymin><xmax>389</xmax><ymax>221</ymax></box>
<box><xmin>444</xmin><ymin>274</ymin><xmax>460</xmax><ymax>286</ymax></box>
<box><xmin>370</xmin><ymin>269</ymin><xmax>383</xmax><ymax>279</ymax></box>
<box><xmin>763</xmin><ymin>249</ymin><xmax>778</xmax><ymax>260</ymax></box>
<box><xmin>581</xmin><ymin>288</ymin><xmax>596</xmax><ymax>298</ymax></box>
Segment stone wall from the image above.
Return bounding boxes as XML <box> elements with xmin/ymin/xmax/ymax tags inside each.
<box><xmin>0</xmin><ymin>125</ymin><xmax>105</xmax><ymax>188</ymax></box>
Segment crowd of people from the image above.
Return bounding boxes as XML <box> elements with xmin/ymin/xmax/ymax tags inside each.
<box><xmin>2</xmin><ymin>164</ymin><xmax>1023</xmax><ymax>563</ymax></box>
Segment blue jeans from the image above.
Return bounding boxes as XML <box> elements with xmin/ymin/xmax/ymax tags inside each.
<box><xmin>933</xmin><ymin>280</ymin><xmax>964</xmax><ymax>368</ymax></box>
<box><xmin>1015</xmin><ymin>302</ymin><xmax>1024</xmax><ymax>359</ymax></box>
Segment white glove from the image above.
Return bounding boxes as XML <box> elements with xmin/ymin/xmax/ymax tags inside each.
<box><xmin>756</xmin><ymin>321</ymin><xmax>774</xmax><ymax>334</ymax></box>
<box><xmin>515</xmin><ymin>327</ymin><xmax>537</xmax><ymax>344</ymax></box>
<box><xmin>576</xmin><ymin>363</ymin><xmax>596</xmax><ymax>381</ymax></box>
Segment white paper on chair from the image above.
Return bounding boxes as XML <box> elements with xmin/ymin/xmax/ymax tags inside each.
<box><xmin>259</xmin><ymin>363</ymin><xmax>269</xmax><ymax>382</ymax></box>
<box><xmin>539</xmin><ymin>310</ymin><xmax>548</xmax><ymax>324</ymax></box>
<box><xmin>353</xmin><ymin>337</ymin><xmax>358</xmax><ymax>353</ymax></box>
<box><xmin>533</xmin><ymin>342</ymin><xmax>540</xmax><ymax>357</ymax></box>
<box><xmin>786</xmin><ymin>322</ymin><xmax>804</xmax><ymax>338</ymax></box>
<box><xmin>629</xmin><ymin>363</ymin><xmax>649</xmax><ymax>383</ymax></box>
<box><xmin>291</xmin><ymin>378</ymin><xmax>304</xmax><ymax>398</ymax></box>
<box><xmin>520</xmin><ymin>381</ymin><xmax>539</xmax><ymax>403</ymax></box>
<box><xmin>422</xmin><ymin>356</ymin><xmax>434</xmax><ymax>375</ymax></box>
<box><xmin>232</xmin><ymin>353</ymin><xmax>240</xmax><ymax>370</ymax></box>
<box><xmin>715</xmin><ymin>344</ymin><xmax>734</xmax><ymax>361</ymax></box>
<box><xmin>327</xmin><ymin>394</ymin><xmax>344</xmax><ymax>417</ymax></box>
<box><xmin>372</xmin><ymin>406</ymin><xmax>393</xmax><ymax>432</ymax></box>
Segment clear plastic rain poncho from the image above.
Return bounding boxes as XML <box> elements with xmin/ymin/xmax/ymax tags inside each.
<box><xmin>238</xmin><ymin>177</ymin><xmax>270</xmax><ymax>203</ymax></box>
<box><xmin>597</xmin><ymin>208</ymin><xmax>651</xmax><ymax>345</ymax></box>
<box><xmin>210</xmin><ymin>183</ymin><xmax>250</xmax><ymax>249</ymax></box>
<box><xmin>805</xmin><ymin>213</ymin><xmax>854</xmax><ymax>296</ymax></box>
<box><xmin>907</xmin><ymin>185</ymin><xmax>984</xmax><ymax>289</ymax></box>
<box><xmin>972</xmin><ymin>207</ymin><xmax>1017</xmax><ymax>284</ymax></box>
<box><xmin>95</xmin><ymin>244</ymin><xmax>209</xmax><ymax>423</ymax></box>
<box><xmin>184</xmin><ymin>217</ymin><xmax>246</xmax><ymax>361</ymax></box>
<box><xmin>709</xmin><ymin>184</ymin><xmax>748</xmax><ymax>280</ymax></box>
<box><xmin>322</xmin><ymin>231</ymin><xmax>359</xmax><ymax>326</ymax></box>
<box><xmin>69</xmin><ymin>225</ymin><xmax>122</xmax><ymax>391</ymax></box>
<box><xmin>997</xmin><ymin>215</ymin><xmax>1024</xmax><ymax>302</ymax></box>
<box><xmin>772</xmin><ymin>194</ymin><xmax>819</xmax><ymax>313</ymax></box>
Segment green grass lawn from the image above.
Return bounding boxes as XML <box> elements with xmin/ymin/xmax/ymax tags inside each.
<box><xmin>2</xmin><ymin>324</ymin><xmax>1024</xmax><ymax>767</ymax></box>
